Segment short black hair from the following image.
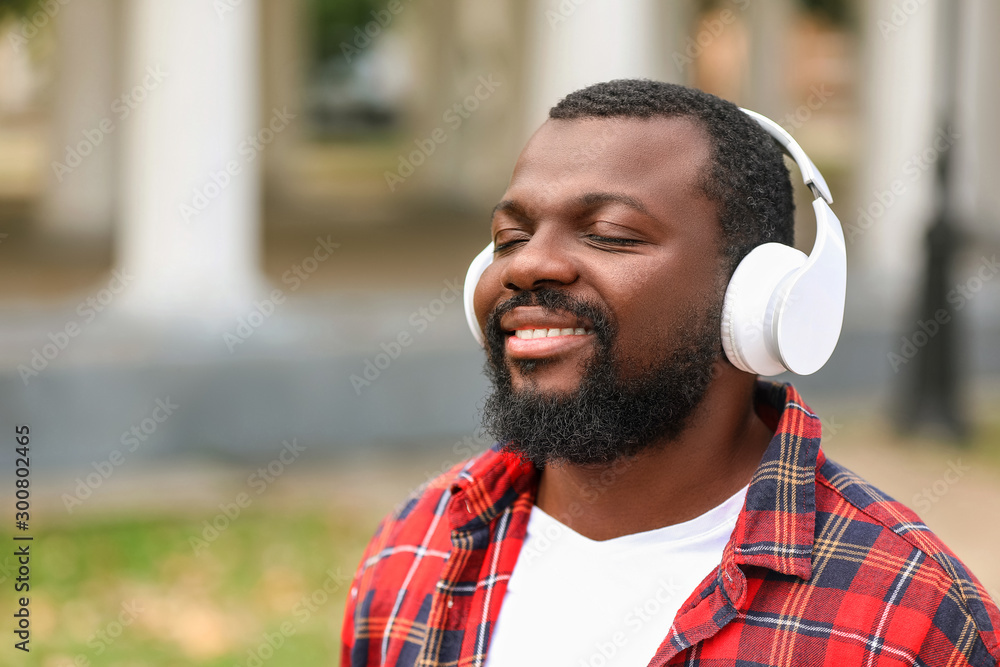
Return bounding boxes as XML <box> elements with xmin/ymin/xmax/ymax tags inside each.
<box><xmin>549</xmin><ymin>79</ymin><xmax>795</xmax><ymax>276</ymax></box>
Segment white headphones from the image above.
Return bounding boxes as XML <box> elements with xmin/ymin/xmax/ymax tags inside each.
<box><xmin>462</xmin><ymin>107</ymin><xmax>846</xmax><ymax>376</ymax></box>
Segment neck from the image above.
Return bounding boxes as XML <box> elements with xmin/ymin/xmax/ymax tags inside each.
<box><xmin>534</xmin><ymin>366</ymin><xmax>772</xmax><ymax>541</ymax></box>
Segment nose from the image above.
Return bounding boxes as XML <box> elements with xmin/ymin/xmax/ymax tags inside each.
<box><xmin>499</xmin><ymin>228</ymin><xmax>578</xmax><ymax>292</ymax></box>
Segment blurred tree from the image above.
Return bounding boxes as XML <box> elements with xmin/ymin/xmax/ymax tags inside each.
<box><xmin>0</xmin><ymin>0</ymin><xmax>34</xmax><ymax>18</ymax></box>
<box><xmin>304</xmin><ymin>0</ymin><xmax>400</xmax><ymax>136</ymax></box>
<box><xmin>697</xmin><ymin>0</ymin><xmax>852</xmax><ymax>26</ymax></box>
<box><xmin>796</xmin><ymin>0</ymin><xmax>853</xmax><ymax>26</ymax></box>
<box><xmin>309</xmin><ymin>0</ymin><xmax>381</xmax><ymax>63</ymax></box>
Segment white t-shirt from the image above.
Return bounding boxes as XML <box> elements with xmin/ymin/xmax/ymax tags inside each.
<box><xmin>484</xmin><ymin>484</ymin><xmax>748</xmax><ymax>667</ymax></box>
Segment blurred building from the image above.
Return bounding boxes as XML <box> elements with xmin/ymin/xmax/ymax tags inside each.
<box><xmin>0</xmin><ymin>0</ymin><xmax>997</xmax><ymax>467</ymax></box>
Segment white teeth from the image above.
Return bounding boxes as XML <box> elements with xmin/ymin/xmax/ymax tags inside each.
<box><xmin>513</xmin><ymin>328</ymin><xmax>593</xmax><ymax>339</ymax></box>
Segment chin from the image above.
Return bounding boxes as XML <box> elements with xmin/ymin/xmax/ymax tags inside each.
<box><xmin>508</xmin><ymin>360</ymin><xmax>588</xmax><ymax>395</ymax></box>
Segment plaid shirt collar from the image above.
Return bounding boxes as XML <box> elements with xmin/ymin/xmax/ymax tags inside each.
<box><xmin>446</xmin><ymin>380</ymin><xmax>819</xmax><ymax>582</ymax></box>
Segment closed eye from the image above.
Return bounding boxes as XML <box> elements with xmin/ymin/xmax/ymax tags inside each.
<box><xmin>493</xmin><ymin>238</ymin><xmax>528</xmax><ymax>253</ymax></box>
<box><xmin>585</xmin><ymin>235</ymin><xmax>644</xmax><ymax>248</ymax></box>
<box><xmin>493</xmin><ymin>235</ymin><xmax>645</xmax><ymax>254</ymax></box>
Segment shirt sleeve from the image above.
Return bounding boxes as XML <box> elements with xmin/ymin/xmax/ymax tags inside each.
<box><xmin>341</xmin><ymin>514</ymin><xmax>392</xmax><ymax>667</ymax></box>
<box><xmin>912</xmin><ymin>579</ymin><xmax>1000</xmax><ymax>666</ymax></box>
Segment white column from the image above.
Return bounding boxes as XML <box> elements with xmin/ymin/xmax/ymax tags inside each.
<box><xmin>852</xmin><ymin>0</ymin><xmax>941</xmax><ymax>320</ymax></box>
<box><xmin>116</xmin><ymin>0</ymin><xmax>262</xmax><ymax>322</ymax></box>
<box><xmin>39</xmin><ymin>0</ymin><xmax>117</xmax><ymax>243</ymax></box>
<box><xmin>523</xmin><ymin>0</ymin><xmax>669</xmax><ymax>130</ymax></box>
<box><xmin>955</xmin><ymin>0</ymin><xmax>1000</xmax><ymax>238</ymax></box>
<box><xmin>744</xmin><ymin>0</ymin><xmax>794</xmax><ymax>118</ymax></box>
<box><xmin>446</xmin><ymin>0</ymin><xmax>527</xmax><ymax>205</ymax></box>
<box><xmin>261</xmin><ymin>0</ymin><xmax>303</xmax><ymax>203</ymax></box>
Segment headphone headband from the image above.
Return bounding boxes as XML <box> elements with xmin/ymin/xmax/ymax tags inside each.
<box><xmin>739</xmin><ymin>108</ymin><xmax>833</xmax><ymax>205</ymax></box>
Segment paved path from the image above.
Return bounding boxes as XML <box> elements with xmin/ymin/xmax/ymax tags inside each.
<box><xmin>36</xmin><ymin>416</ymin><xmax>1000</xmax><ymax>607</ymax></box>
<box><xmin>824</xmin><ymin>419</ymin><xmax>1000</xmax><ymax>603</ymax></box>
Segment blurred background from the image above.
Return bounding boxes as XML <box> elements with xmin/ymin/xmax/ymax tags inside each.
<box><xmin>0</xmin><ymin>0</ymin><xmax>998</xmax><ymax>663</ymax></box>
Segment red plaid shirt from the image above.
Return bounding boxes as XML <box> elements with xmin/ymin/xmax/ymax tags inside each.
<box><xmin>341</xmin><ymin>381</ymin><xmax>1000</xmax><ymax>666</ymax></box>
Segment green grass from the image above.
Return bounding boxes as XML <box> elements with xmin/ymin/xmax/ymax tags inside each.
<box><xmin>1</xmin><ymin>508</ymin><xmax>375</xmax><ymax>666</ymax></box>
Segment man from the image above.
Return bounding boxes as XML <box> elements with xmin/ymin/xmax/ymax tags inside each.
<box><xmin>341</xmin><ymin>80</ymin><xmax>1000</xmax><ymax>666</ymax></box>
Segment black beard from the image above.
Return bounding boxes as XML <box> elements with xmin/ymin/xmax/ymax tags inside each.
<box><xmin>480</xmin><ymin>288</ymin><xmax>721</xmax><ymax>467</ymax></box>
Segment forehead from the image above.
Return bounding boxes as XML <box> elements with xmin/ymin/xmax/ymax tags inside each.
<box><xmin>507</xmin><ymin>115</ymin><xmax>714</xmax><ymax>207</ymax></box>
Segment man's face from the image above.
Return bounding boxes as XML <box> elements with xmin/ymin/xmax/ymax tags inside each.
<box><xmin>473</xmin><ymin>115</ymin><xmax>728</xmax><ymax>465</ymax></box>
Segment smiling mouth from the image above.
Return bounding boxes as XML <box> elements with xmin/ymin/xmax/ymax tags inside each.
<box><xmin>504</xmin><ymin>327</ymin><xmax>596</xmax><ymax>360</ymax></box>
<box><xmin>495</xmin><ymin>303</ymin><xmax>600</xmax><ymax>361</ymax></box>
<box><xmin>511</xmin><ymin>327</ymin><xmax>593</xmax><ymax>339</ymax></box>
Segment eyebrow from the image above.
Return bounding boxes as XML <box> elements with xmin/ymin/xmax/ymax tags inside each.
<box><xmin>577</xmin><ymin>192</ymin><xmax>652</xmax><ymax>217</ymax></box>
<box><xmin>491</xmin><ymin>199</ymin><xmax>526</xmax><ymax>220</ymax></box>
<box><xmin>491</xmin><ymin>191</ymin><xmax>653</xmax><ymax>221</ymax></box>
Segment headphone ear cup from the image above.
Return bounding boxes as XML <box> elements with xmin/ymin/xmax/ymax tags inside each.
<box><xmin>464</xmin><ymin>243</ymin><xmax>495</xmax><ymax>347</ymax></box>
<box><xmin>772</xmin><ymin>198</ymin><xmax>847</xmax><ymax>374</ymax></box>
<box><xmin>721</xmin><ymin>243</ymin><xmax>807</xmax><ymax>376</ymax></box>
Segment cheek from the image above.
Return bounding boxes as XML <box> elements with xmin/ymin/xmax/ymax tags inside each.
<box><xmin>598</xmin><ymin>254</ymin><xmax>718</xmax><ymax>349</ymax></box>
<box><xmin>601</xmin><ymin>262</ymin><xmax>676</xmax><ymax>331</ymax></box>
